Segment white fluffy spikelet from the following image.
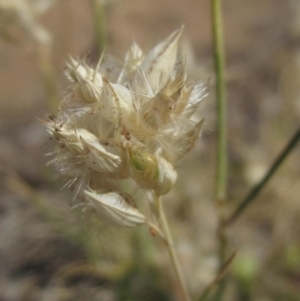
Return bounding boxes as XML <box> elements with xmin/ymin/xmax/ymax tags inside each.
<box><xmin>65</xmin><ymin>57</ymin><xmax>103</xmax><ymax>104</ymax></box>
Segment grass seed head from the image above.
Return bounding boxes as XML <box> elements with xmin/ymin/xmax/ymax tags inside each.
<box><xmin>45</xmin><ymin>27</ymin><xmax>206</xmax><ymax>226</ymax></box>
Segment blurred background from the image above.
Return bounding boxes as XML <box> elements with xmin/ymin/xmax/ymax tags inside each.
<box><xmin>0</xmin><ymin>0</ymin><xmax>300</xmax><ymax>300</ymax></box>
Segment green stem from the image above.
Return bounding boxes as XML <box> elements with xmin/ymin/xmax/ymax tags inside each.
<box><xmin>156</xmin><ymin>196</ymin><xmax>191</xmax><ymax>301</ymax></box>
<box><xmin>211</xmin><ymin>0</ymin><xmax>227</xmax><ymax>203</ymax></box>
<box><xmin>210</xmin><ymin>1</ymin><xmax>228</xmax><ymax>300</ymax></box>
<box><xmin>91</xmin><ymin>0</ymin><xmax>107</xmax><ymax>55</ymax></box>
<box><xmin>226</xmin><ymin>126</ymin><xmax>300</xmax><ymax>225</ymax></box>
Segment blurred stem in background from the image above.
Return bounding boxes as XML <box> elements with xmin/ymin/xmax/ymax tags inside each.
<box><xmin>37</xmin><ymin>41</ymin><xmax>59</xmax><ymax>113</ymax></box>
<box><xmin>199</xmin><ymin>252</ymin><xmax>236</xmax><ymax>301</ymax></box>
<box><xmin>226</xmin><ymin>126</ymin><xmax>300</xmax><ymax>225</ymax></box>
<box><xmin>210</xmin><ymin>0</ymin><xmax>228</xmax><ymax>300</ymax></box>
<box><xmin>91</xmin><ymin>0</ymin><xmax>107</xmax><ymax>55</ymax></box>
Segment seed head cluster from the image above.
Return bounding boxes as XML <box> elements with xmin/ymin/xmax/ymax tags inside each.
<box><xmin>45</xmin><ymin>27</ymin><xmax>206</xmax><ymax>227</ymax></box>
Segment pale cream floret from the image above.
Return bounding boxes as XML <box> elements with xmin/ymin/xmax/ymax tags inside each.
<box><xmin>124</xmin><ymin>42</ymin><xmax>144</xmax><ymax>71</ymax></box>
<box><xmin>66</xmin><ymin>57</ymin><xmax>104</xmax><ymax>104</ymax></box>
<box><xmin>84</xmin><ymin>190</ymin><xmax>146</xmax><ymax>227</ymax></box>
<box><xmin>80</xmin><ymin>134</ymin><xmax>122</xmax><ymax>174</ymax></box>
<box><xmin>133</xmin><ymin>26</ymin><xmax>184</xmax><ymax>96</ymax></box>
<box><xmin>46</xmin><ymin>120</ymin><xmax>123</xmax><ymax>175</ymax></box>
<box><xmin>99</xmin><ymin>79</ymin><xmax>134</xmax><ymax>123</ymax></box>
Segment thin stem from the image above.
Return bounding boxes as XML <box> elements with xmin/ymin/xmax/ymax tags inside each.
<box><xmin>156</xmin><ymin>196</ymin><xmax>191</xmax><ymax>301</ymax></box>
<box><xmin>211</xmin><ymin>0</ymin><xmax>227</xmax><ymax>203</ymax></box>
<box><xmin>146</xmin><ymin>220</ymin><xmax>168</xmax><ymax>244</ymax></box>
<box><xmin>226</xmin><ymin>126</ymin><xmax>300</xmax><ymax>225</ymax></box>
<box><xmin>91</xmin><ymin>0</ymin><xmax>107</xmax><ymax>55</ymax></box>
<box><xmin>211</xmin><ymin>1</ymin><xmax>228</xmax><ymax>300</ymax></box>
